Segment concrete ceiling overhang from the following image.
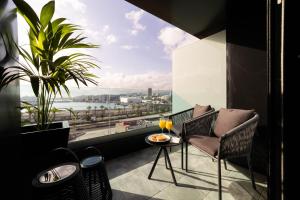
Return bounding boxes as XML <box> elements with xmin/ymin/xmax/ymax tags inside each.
<box><xmin>125</xmin><ymin>0</ymin><xmax>225</xmax><ymax>39</ymax></box>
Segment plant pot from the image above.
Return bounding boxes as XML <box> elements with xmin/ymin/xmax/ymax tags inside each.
<box><xmin>20</xmin><ymin>121</ymin><xmax>70</xmax><ymax>159</ymax></box>
<box><xmin>20</xmin><ymin>121</ymin><xmax>70</xmax><ymax>199</ymax></box>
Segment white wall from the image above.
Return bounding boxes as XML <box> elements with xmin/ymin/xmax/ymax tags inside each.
<box><xmin>172</xmin><ymin>31</ymin><xmax>226</xmax><ymax>113</ymax></box>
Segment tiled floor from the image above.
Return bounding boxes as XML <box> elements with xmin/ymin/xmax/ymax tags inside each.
<box><xmin>106</xmin><ymin>145</ymin><xmax>267</xmax><ymax>200</ymax></box>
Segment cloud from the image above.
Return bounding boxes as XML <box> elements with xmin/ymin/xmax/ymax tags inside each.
<box><xmin>99</xmin><ymin>72</ymin><xmax>171</xmax><ymax>90</ymax></box>
<box><xmin>130</xmin><ymin>30</ymin><xmax>138</xmax><ymax>36</ymax></box>
<box><xmin>106</xmin><ymin>34</ymin><xmax>117</xmax><ymax>44</ymax></box>
<box><xmin>120</xmin><ymin>45</ymin><xmax>138</xmax><ymax>50</ymax></box>
<box><xmin>21</xmin><ymin>71</ymin><xmax>171</xmax><ymax>97</ymax></box>
<box><xmin>125</xmin><ymin>10</ymin><xmax>146</xmax><ymax>35</ymax></box>
<box><xmin>158</xmin><ymin>26</ymin><xmax>198</xmax><ymax>56</ymax></box>
<box><xmin>83</xmin><ymin>29</ymin><xmax>100</xmax><ymax>42</ymax></box>
<box><xmin>56</xmin><ymin>0</ymin><xmax>87</xmax><ymax>14</ymax></box>
<box><xmin>102</xmin><ymin>65</ymin><xmax>113</xmax><ymax>69</ymax></box>
<box><xmin>102</xmin><ymin>25</ymin><xmax>110</xmax><ymax>34</ymax></box>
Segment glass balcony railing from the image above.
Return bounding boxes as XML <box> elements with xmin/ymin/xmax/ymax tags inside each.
<box><xmin>21</xmin><ymin>88</ymin><xmax>172</xmax><ymax>142</ymax></box>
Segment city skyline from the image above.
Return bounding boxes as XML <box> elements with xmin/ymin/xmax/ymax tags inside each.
<box><xmin>18</xmin><ymin>0</ymin><xmax>198</xmax><ymax>97</ymax></box>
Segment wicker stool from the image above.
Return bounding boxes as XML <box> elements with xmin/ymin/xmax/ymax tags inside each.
<box><xmin>32</xmin><ymin>162</ymin><xmax>89</xmax><ymax>200</ymax></box>
<box><xmin>80</xmin><ymin>146</ymin><xmax>112</xmax><ymax>200</ymax></box>
<box><xmin>32</xmin><ymin>147</ymin><xmax>88</xmax><ymax>200</ymax></box>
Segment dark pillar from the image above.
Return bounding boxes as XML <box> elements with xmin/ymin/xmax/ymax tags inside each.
<box><xmin>226</xmin><ymin>0</ymin><xmax>268</xmax><ymax>175</ymax></box>
<box><xmin>0</xmin><ymin>0</ymin><xmax>21</xmax><ymax>199</ymax></box>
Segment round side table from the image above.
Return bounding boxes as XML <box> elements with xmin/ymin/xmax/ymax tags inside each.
<box><xmin>145</xmin><ymin>134</ymin><xmax>182</xmax><ymax>186</ymax></box>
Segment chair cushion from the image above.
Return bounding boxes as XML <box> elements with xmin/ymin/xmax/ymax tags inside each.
<box><xmin>193</xmin><ymin>104</ymin><xmax>211</xmax><ymax>118</ymax></box>
<box><xmin>187</xmin><ymin>135</ymin><xmax>219</xmax><ymax>157</ymax></box>
<box><xmin>214</xmin><ymin>108</ymin><xmax>254</xmax><ymax>138</ymax></box>
<box><xmin>171</xmin><ymin>124</ymin><xmax>183</xmax><ymax>136</ymax></box>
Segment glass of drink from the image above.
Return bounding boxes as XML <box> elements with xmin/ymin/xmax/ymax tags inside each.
<box><xmin>166</xmin><ymin>119</ymin><xmax>173</xmax><ymax>134</ymax></box>
<box><xmin>159</xmin><ymin>118</ymin><xmax>166</xmax><ymax>133</ymax></box>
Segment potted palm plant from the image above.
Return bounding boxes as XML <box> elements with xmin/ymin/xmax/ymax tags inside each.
<box><xmin>0</xmin><ymin>0</ymin><xmax>99</xmax><ymax>155</ymax></box>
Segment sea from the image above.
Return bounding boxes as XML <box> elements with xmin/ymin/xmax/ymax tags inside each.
<box><xmin>51</xmin><ymin>102</ymin><xmax>125</xmax><ymax>111</ymax></box>
<box><xmin>20</xmin><ymin>102</ymin><xmax>126</xmax><ymax>112</ymax></box>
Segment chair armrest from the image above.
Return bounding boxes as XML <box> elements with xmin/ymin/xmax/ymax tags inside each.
<box><xmin>169</xmin><ymin>108</ymin><xmax>194</xmax><ymax>126</ymax></box>
<box><xmin>183</xmin><ymin>110</ymin><xmax>219</xmax><ymax>138</ymax></box>
<box><xmin>219</xmin><ymin>113</ymin><xmax>259</xmax><ymax>159</ymax></box>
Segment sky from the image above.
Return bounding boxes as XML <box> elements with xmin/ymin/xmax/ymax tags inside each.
<box><xmin>18</xmin><ymin>0</ymin><xmax>198</xmax><ymax>97</ymax></box>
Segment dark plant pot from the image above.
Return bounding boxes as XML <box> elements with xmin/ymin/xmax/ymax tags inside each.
<box><xmin>20</xmin><ymin>121</ymin><xmax>70</xmax><ymax>199</ymax></box>
<box><xmin>20</xmin><ymin>121</ymin><xmax>70</xmax><ymax>159</ymax></box>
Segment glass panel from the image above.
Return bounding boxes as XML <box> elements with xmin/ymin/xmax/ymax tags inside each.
<box><xmin>20</xmin><ymin>88</ymin><xmax>172</xmax><ymax>142</ymax></box>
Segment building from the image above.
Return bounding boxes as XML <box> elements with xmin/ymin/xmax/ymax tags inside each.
<box><xmin>120</xmin><ymin>97</ymin><xmax>142</xmax><ymax>104</ymax></box>
<box><xmin>147</xmin><ymin>88</ymin><xmax>152</xmax><ymax>98</ymax></box>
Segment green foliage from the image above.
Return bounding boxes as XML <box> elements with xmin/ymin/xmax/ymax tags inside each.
<box><xmin>0</xmin><ymin>0</ymin><xmax>99</xmax><ymax>129</ymax></box>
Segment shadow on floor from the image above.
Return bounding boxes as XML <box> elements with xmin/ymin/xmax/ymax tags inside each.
<box><xmin>227</xmin><ymin>180</ymin><xmax>267</xmax><ymax>200</ymax></box>
<box><xmin>107</xmin><ymin>145</ymin><xmax>183</xmax><ymax>180</ymax></box>
<box><xmin>112</xmin><ymin>189</ymin><xmax>163</xmax><ymax>200</ymax></box>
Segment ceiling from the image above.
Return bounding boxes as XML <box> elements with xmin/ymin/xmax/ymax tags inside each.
<box><xmin>125</xmin><ymin>0</ymin><xmax>225</xmax><ymax>39</ymax></box>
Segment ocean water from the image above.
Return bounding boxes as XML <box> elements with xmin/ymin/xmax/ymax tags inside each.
<box><xmin>52</xmin><ymin>102</ymin><xmax>125</xmax><ymax>111</ymax></box>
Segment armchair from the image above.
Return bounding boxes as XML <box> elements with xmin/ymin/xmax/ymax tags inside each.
<box><xmin>168</xmin><ymin>104</ymin><xmax>214</xmax><ymax>169</ymax></box>
<box><xmin>183</xmin><ymin>108</ymin><xmax>259</xmax><ymax>200</ymax></box>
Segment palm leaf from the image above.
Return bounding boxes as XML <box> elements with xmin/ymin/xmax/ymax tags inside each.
<box><xmin>30</xmin><ymin>75</ymin><xmax>39</xmax><ymax>97</ymax></box>
<box><xmin>51</xmin><ymin>18</ymin><xmax>66</xmax><ymax>33</ymax></box>
<box><xmin>13</xmin><ymin>0</ymin><xmax>40</xmax><ymax>35</ymax></box>
<box><xmin>40</xmin><ymin>0</ymin><xmax>54</xmax><ymax>28</ymax></box>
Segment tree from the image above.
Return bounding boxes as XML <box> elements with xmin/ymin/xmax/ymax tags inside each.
<box><xmin>100</xmin><ymin>105</ymin><xmax>105</xmax><ymax>120</ymax></box>
<box><xmin>86</xmin><ymin>106</ymin><xmax>92</xmax><ymax>120</ymax></box>
<box><xmin>50</xmin><ymin>107</ymin><xmax>61</xmax><ymax>121</ymax></box>
<box><xmin>94</xmin><ymin>106</ymin><xmax>97</xmax><ymax>117</ymax></box>
<box><xmin>65</xmin><ymin>107</ymin><xmax>74</xmax><ymax>120</ymax></box>
<box><xmin>21</xmin><ymin>102</ymin><xmax>36</xmax><ymax>123</ymax></box>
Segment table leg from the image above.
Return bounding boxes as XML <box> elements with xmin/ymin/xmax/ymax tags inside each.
<box><xmin>163</xmin><ymin>147</ymin><xmax>177</xmax><ymax>186</ymax></box>
<box><xmin>181</xmin><ymin>142</ymin><xmax>184</xmax><ymax>169</ymax></box>
<box><xmin>164</xmin><ymin>149</ymin><xmax>169</xmax><ymax>169</ymax></box>
<box><xmin>148</xmin><ymin>147</ymin><xmax>163</xmax><ymax>179</ymax></box>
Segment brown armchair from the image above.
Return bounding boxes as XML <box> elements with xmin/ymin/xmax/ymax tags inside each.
<box><xmin>168</xmin><ymin>104</ymin><xmax>214</xmax><ymax>169</ymax></box>
<box><xmin>183</xmin><ymin>108</ymin><xmax>259</xmax><ymax>200</ymax></box>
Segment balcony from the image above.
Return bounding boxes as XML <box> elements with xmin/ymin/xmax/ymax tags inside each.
<box><xmin>0</xmin><ymin>0</ymin><xmax>286</xmax><ymax>199</ymax></box>
<box><xmin>106</xmin><ymin>145</ymin><xmax>267</xmax><ymax>200</ymax></box>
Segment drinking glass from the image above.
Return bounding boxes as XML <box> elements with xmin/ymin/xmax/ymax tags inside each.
<box><xmin>166</xmin><ymin>119</ymin><xmax>173</xmax><ymax>134</ymax></box>
<box><xmin>159</xmin><ymin>118</ymin><xmax>166</xmax><ymax>133</ymax></box>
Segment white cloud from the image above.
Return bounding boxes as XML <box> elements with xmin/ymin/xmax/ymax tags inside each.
<box><xmin>158</xmin><ymin>26</ymin><xmax>198</xmax><ymax>56</ymax></box>
<box><xmin>106</xmin><ymin>34</ymin><xmax>117</xmax><ymax>44</ymax></box>
<box><xmin>56</xmin><ymin>0</ymin><xmax>87</xmax><ymax>14</ymax></box>
<box><xmin>125</xmin><ymin>9</ymin><xmax>146</xmax><ymax>35</ymax></box>
<box><xmin>120</xmin><ymin>45</ymin><xmax>138</xmax><ymax>50</ymax></box>
<box><xmin>84</xmin><ymin>29</ymin><xmax>100</xmax><ymax>41</ymax></box>
<box><xmin>130</xmin><ymin>30</ymin><xmax>138</xmax><ymax>36</ymax></box>
<box><xmin>102</xmin><ymin>25</ymin><xmax>110</xmax><ymax>34</ymax></box>
<box><xmin>102</xmin><ymin>65</ymin><xmax>113</xmax><ymax>69</ymax></box>
<box><xmin>99</xmin><ymin>72</ymin><xmax>171</xmax><ymax>90</ymax></box>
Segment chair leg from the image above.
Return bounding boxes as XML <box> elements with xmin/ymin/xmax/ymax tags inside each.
<box><xmin>169</xmin><ymin>146</ymin><xmax>172</xmax><ymax>152</ymax></box>
<box><xmin>218</xmin><ymin>158</ymin><xmax>222</xmax><ymax>200</ymax></box>
<box><xmin>181</xmin><ymin>142</ymin><xmax>184</xmax><ymax>169</ymax></box>
<box><xmin>185</xmin><ymin>141</ymin><xmax>188</xmax><ymax>172</ymax></box>
<box><xmin>247</xmin><ymin>155</ymin><xmax>256</xmax><ymax>190</ymax></box>
<box><xmin>224</xmin><ymin>160</ymin><xmax>227</xmax><ymax>170</ymax></box>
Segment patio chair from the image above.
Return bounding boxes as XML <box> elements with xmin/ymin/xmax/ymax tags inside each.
<box><xmin>168</xmin><ymin>104</ymin><xmax>214</xmax><ymax>169</ymax></box>
<box><xmin>183</xmin><ymin>108</ymin><xmax>259</xmax><ymax>200</ymax></box>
